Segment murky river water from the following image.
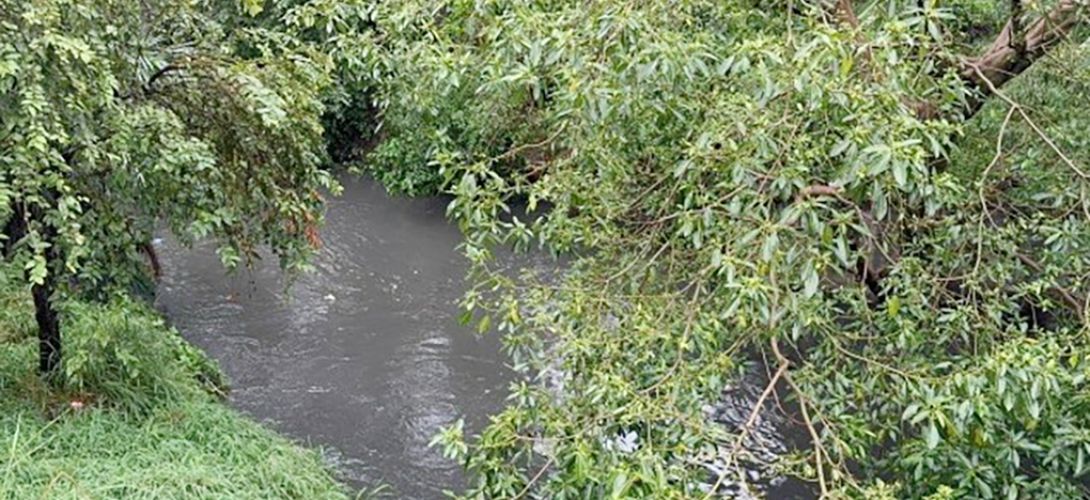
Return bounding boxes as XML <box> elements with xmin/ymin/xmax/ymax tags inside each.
<box><xmin>156</xmin><ymin>175</ymin><xmax>809</xmax><ymax>499</ymax></box>
<box><xmin>156</xmin><ymin>176</ymin><xmax>510</xmax><ymax>497</ymax></box>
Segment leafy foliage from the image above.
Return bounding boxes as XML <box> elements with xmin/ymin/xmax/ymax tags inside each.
<box><xmin>5</xmin><ymin>0</ymin><xmax>1089</xmax><ymax>497</ymax></box>
<box><xmin>229</xmin><ymin>0</ymin><xmax>382</xmax><ymax>163</ymax></box>
<box><xmin>60</xmin><ymin>297</ymin><xmax>228</xmax><ymax>413</ymax></box>
<box><xmin>0</xmin><ymin>0</ymin><xmax>338</xmax><ymax>292</ymax></box>
<box><xmin>359</xmin><ymin>1</ymin><xmax>1090</xmax><ymax>498</ymax></box>
<box><xmin>0</xmin><ymin>0</ymin><xmax>342</xmax><ymax>377</ymax></box>
<box><xmin>0</xmin><ymin>316</ymin><xmax>348</xmax><ymax>499</ymax></box>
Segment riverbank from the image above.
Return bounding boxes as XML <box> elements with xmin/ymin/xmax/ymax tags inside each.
<box><xmin>0</xmin><ymin>275</ymin><xmax>353</xmax><ymax>498</ymax></box>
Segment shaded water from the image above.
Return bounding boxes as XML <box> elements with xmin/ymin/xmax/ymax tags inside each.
<box><xmin>156</xmin><ymin>175</ymin><xmax>809</xmax><ymax>498</ymax></box>
<box><xmin>156</xmin><ymin>176</ymin><xmax>510</xmax><ymax>497</ymax></box>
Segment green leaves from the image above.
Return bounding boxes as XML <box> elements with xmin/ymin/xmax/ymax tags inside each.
<box><xmin>241</xmin><ymin>0</ymin><xmax>265</xmax><ymax>17</ymax></box>
<box><xmin>0</xmin><ymin>0</ymin><xmax>337</xmax><ymax>379</ymax></box>
<box><xmin>59</xmin><ymin>294</ymin><xmax>227</xmax><ymax>412</ymax></box>
<box><xmin>4</xmin><ymin>0</ymin><xmax>337</xmax><ymax>273</ymax></box>
<box><xmin>885</xmin><ymin>339</ymin><xmax>1090</xmax><ymax>498</ymax></box>
<box><xmin>359</xmin><ymin>2</ymin><xmax>1090</xmax><ymax>498</ymax></box>
<box><xmin>345</xmin><ymin>1</ymin><xmax>1052</xmax><ymax>496</ymax></box>
<box><xmin>24</xmin><ymin>255</ymin><xmax>47</xmax><ymax>286</ymax></box>
<box><xmin>4</xmin><ymin>0</ymin><xmax>1075</xmax><ymax>497</ymax></box>
<box><xmin>429</xmin><ymin>418</ymin><xmax>468</xmax><ymax>461</ymax></box>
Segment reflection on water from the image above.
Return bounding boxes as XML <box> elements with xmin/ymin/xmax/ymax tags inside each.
<box><xmin>155</xmin><ymin>176</ymin><xmax>511</xmax><ymax>498</ymax></box>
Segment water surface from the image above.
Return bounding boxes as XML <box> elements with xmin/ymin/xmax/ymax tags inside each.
<box><xmin>156</xmin><ymin>174</ymin><xmax>810</xmax><ymax>499</ymax></box>
<box><xmin>156</xmin><ymin>176</ymin><xmax>509</xmax><ymax>497</ymax></box>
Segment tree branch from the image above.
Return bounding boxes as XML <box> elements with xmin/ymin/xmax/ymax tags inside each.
<box><xmin>797</xmin><ymin>184</ymin><xmax>843</xmax><ymax>199</ymax></box>
<box><xmin>960</xmin><ymin>0</ymin><xmax>1085</xmax><ymax>117</ymax></box>
<box><xmin>834</xmin><ymin>0</ymin><xmax>860</xmax><ymax>29</ymax></box>
<box><xmin>770</xmin><ymin>339</ymin><xmax>830</xmax><ymax>497</ymax></box>
<box><xmin>1015</xmin><ymin>252</ymin><xmax>1087</xmax><ymax>319</ymax></box>
<box><xmin>1010</xmin><ymin>0</ymin><xmax>1025</xmax><ymax>50</ymax></box>
<box><xmin>702</xmin><ymin>358</ymin><xmax>790</xmax><ymax>499</ymax></box>
<box><xmin>117</xmin><ymin>64</ymin><xmax>182</xmax><ymax>100</ymax></box>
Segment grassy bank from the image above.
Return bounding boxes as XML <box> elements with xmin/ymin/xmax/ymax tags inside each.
<box><xmin>0</xmin><ymin>274</ymin><xmax>351</xmax><ymax>499</ymax></box>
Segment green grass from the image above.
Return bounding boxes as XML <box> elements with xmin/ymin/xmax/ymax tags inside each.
<box><xmin>0</xmin><ymin>274</ymin><xmax>356</xmax><ymax>499</ymax></box>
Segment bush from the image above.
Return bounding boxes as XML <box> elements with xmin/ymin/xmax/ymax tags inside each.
<box><xmin>1</xmin><ymin>268</ymin><xmax>224</xmax><ymax>414</ymax></box>
<box><xmin>0</xmin><ymin>266</ymin><xmax>33</xmax><ymax>340</ymax></box>
<box><xmin>60</xmin><ymin>297</ymin><xmax>228</xmax><ymax>413</ymax></box>
<box><xmin>0</xmin><ymin>338</ymin><xmax>347</xmax><ymax>499</ymax></box>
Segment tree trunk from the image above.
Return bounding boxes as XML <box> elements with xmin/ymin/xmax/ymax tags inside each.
<box><xmin>2</xmin><ymin>203</ymin><xmax>25</xmax><ymax>257</ymax></box>
<box><xmin>961</xmin><ymin>0</ymin><xmax>1085</xmax><ymax>117</ymax></box>
<box><xmin>33</xmin><ymin>274</ymin><xmax>61</xmax><ymax>377</ymax></box>
<box><xmin>29</xmin><ymin>203</ymin><xmax>62</xmax><ymax>379</ymax></box>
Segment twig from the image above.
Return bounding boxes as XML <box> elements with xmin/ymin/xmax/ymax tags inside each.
<box><xmin>771</xmin><ymin>339</ymin><xmax>830</xmax><ymax>498</ymax></box>
<box><xmin>606</xmin><ymin>239</ymin><xmax>670</xmax><ymax>283</ymax></box>
<box><xmin>829</xmin><ymin>338</ymin><xmax>917</xmax><ymax>380</ymax></box>
<box><xmin>971</xmin><ymin>65</ymin><xmax>1089</xmax><ymax>179</ymax></box>
<box><xmin>973</xmin><ymin>105</ymin><xmax>1017</xmax><ymax>277</ymax></box>
<box><xmin>797</xmin><ymin>184</ymin><xmax>843</xmax><ymax>200</ymax></box>
<box><xmin>640</xmin><ymin>285</ymin><xmax>703</xmax><ymax>394</ymax></box>
<box><xmin>492</xmin><ymin>125</ymin><xmax>566</xmax><ymax>164</ymax></box>
<box><xmin>701</xmin><ymin>358</ymin><xmax>790</xmax><ymax>499</ymax></box>
<box><xmin>513</xmin><ymin>456</ymin><xmax>555</xmax><ymax>499</ymax></box>
<box><xmin>1015</xmin><ymin>251</ymin><xmax>1086</xmax><ymax>316</ymax></box>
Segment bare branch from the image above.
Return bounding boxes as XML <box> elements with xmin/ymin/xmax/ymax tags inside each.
<box><xmin>1016</xmin><ymin>252</ymin><xmax>1087</xmax><ymax>319</ymax></box>
<box><xmin>771</xmin><ymin>339</ymin><xmax>830</xmax><ymax>497</ymax></box>
<box><xmin>702</xmin><ymin>358</ymin><xmax>790</xmax><ymax>499</ymax></box>
<box><xmin>117</xmin><ymin>64</ymin><xmax>183</xmax><ymax>101</ymax></box>
<box><xmin>798</xmin><ymin>184</ymin><xmax>843</xmax><ymax>199</ymax></box>
<box><xmin>513</xmin><ymin>456</ymin><xmax>555</xmax><ymax>499</ymax></box>
<box><xmin>970</xmin><ymin>65</ymin><xmax>1089</xmax><ymax>179</ymax></box>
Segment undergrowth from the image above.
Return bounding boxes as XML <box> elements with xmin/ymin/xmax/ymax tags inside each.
<box><xmin>0</xmin><ymin>270</ymin><xmax>355</xmax><ymax>499</ymax></box>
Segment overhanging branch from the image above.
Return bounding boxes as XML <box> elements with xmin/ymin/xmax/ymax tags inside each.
<box><xmin>960</xmin><ymin>0</ymin><xmax>1086</xmax><ymax>117</ymax></box>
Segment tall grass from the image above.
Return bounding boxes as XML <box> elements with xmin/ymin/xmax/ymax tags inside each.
<box><xmin>0</xmin><ymin>390</ymin><xmax>349</xmax><ymax>498</ymax></box>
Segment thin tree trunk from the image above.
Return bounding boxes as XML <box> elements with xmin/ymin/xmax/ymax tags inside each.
<box><xmin>28</xmin><ymin>203</ymin><xmax>62</xmax><ymax>379</ymax></box>
<box><xmin>33</xmin><ymin>272</ymin><xmax>61</xmax><ymax>377</ymax></box>
<box><xmin>140</xmin><ymin>241</ymin><xmax>162</xmax><ymax>280</ymax></box>
<box><xmin>2</xmin><ymin>203</ymin><xmax>25</xmax><ymax>257</ymax></box>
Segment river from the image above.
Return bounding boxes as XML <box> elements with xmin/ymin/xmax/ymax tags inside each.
<box><xmin>155</xmin><ymin>174</ymin><xmax>808</xmax><ymax>499</ymax></box>
<box><xmin>156</xmin><ymin>176</ymin><xmax>510</xmax><ymax>497</ymax></box>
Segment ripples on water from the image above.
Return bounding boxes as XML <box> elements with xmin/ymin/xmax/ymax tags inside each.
<box><xmin>700</xmin><ymin>367</ymin><xmax>814</xmax><ymax>499</ymax></box>
<box><xmin>156</xmin><ymin>175</ymin><xmax>810</xmax><ymax>499</ymax></box>
<box><xmin>156</xmin><ymin>176</ymin><xmax>512</xmax><ymax>498</ymax></box>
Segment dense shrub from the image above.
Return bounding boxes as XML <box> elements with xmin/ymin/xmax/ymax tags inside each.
<box><xmin>357</xmin><ymin>1</ymin><xmax>1090</xmax><ymax>498</ymax></box>
<box><xmin>61</xmin><ymin>298</ymin><xmax>227</xmax><ymax>412</ymax></box>
<box><xmin>0</xmin><ymin>267</ymin><xmax>224</xmax><ymax>413</ymax></box>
